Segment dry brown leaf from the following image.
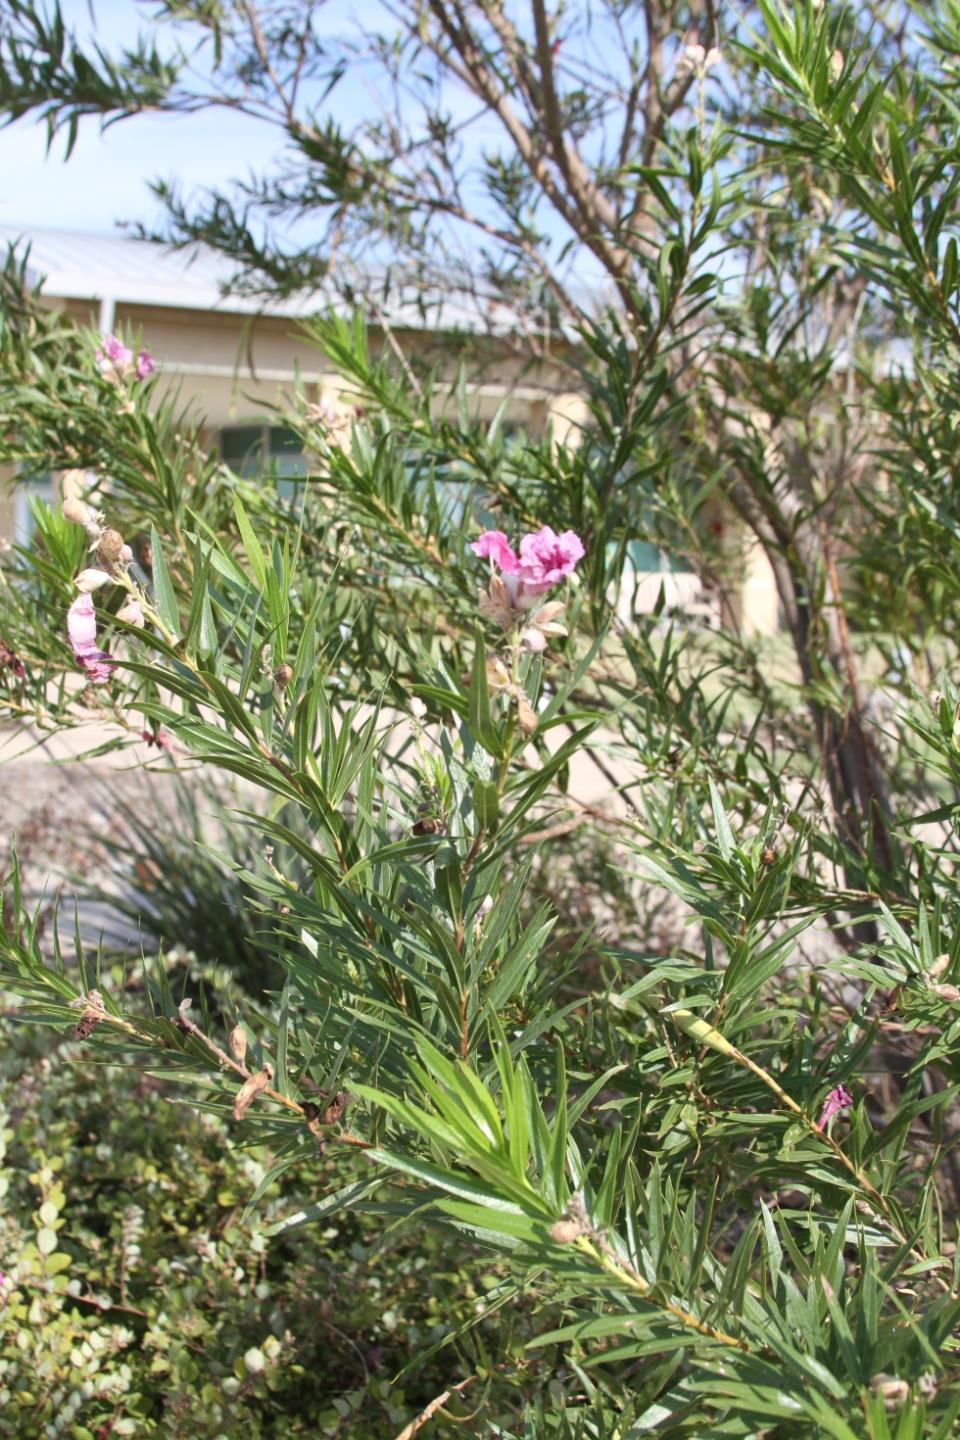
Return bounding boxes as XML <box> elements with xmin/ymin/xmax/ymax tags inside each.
<box><xmin>232</xmin><ymin>1063</ymin><xmax>273</xmax><ymax>1121</ymax></box>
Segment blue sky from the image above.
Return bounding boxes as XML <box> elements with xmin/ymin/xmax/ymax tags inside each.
<box><xmin>0</xmin><ymin>0</ymin><xmax>384</xmax><ymax>236</ymax></box>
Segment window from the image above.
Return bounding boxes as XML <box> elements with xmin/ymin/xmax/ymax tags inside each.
<box><xmin>220</xmin><ymin>424</ymin><xmax>307</xmax><ymax>501</ymax></box>
<box><xmin>13</xmin><ymin>472</ymin><xmax>54</xmax><ymax>548</ymax></box>
<box><xmin>626</xmin><ymin>538</ymin><xmax>686</xmax><ymax>574</ymax></box>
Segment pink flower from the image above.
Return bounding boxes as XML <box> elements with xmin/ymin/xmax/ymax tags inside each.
<box><xmin>0</xmin><ymin>637</ymin><xmax>25</xmax><ymax>680</ymax></box>
<box><xmin>142</xmin><ymin>727</ymin><xmax>179</xmax><ymax>753</ymax></box>
<box><xmin>67</xmin><ymin>593</ymin><xmax>115</xmax><ymax>684</ymax></box>
<box><xmin>135</xmin><ymin>349</ymin><xmax>155</xmax><ymax>381</ymax></box>
<box><xmin>96</xmin><ymin>334</ymin><xmax>133</xmax><ymax>378</ymax></box>
<box><xmin>515</xmin><ymin>526</ymin><xmax>585</xmax><ymax>593</ymax></box>
<box><xmin>471</xmin><ymin>530</ymin><xmax>520</xmax><ymax>574</ymax></box>
<box><xmin>471</xmin><ymin>526</ymin><xmax>584</xmax><ymax>594</ymax></box>
<box><xmin>816</xmin><ymin>1083</ymin><xmax>853</xmax><ymax>1130</ymax></box>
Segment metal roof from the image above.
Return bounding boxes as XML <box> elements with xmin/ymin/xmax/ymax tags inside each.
<box><xmin>0</xmin><ymin>223</ymin><xmax>552</xmax><ymax>336</ymax></box>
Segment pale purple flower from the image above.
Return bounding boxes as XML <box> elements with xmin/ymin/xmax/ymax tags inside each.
<box><xmin>135</xmin><ymin>349</ymin><xmax>156</xmax><ymax>381</ymax></box>
<box><xmin>816</xmin><ymin>1084</ymin><xmax>853</xmax><ymax>1131</ymax></box>
<box><xmin>67</xmin><ymin>593</ymin><xmax>115</xmax><ymax>684</ymax></box>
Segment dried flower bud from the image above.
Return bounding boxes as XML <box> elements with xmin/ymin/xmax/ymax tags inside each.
<box><xmin>61</xmin><ymin>469</ymin><xmax>91</xmax><ymax>502</ymax></box>
<box><xmin>516</xmin><ymin>692</ymin><xmax>538</xmax><ymax>738</ymax></box>
<box><xmin>829</xmin><ymin>48</ymin><xmax>844</xmax><ymax>82</ymax></box>
<box><xmin>274</xmin><ymin>663</ymin><xmax>294</xmax><ymax>689</ymax></box>
<box><xmin>869</xmin><ymin>1374</ymin><xmax>909</xmax><ymax>1410</ymax></box>
<box><xmin>932</xmin><ymin>983</ymin><xmax>960</xmax><ymax>1002</ymax></box>
<box><xmin>232</xmin><ymin>1063</ymin><xmax>273</xmax><ymax>1121</ymax></box>
<box><xmin>519</xmin><ymin>626</ymin><xmax>549</xmax><ymax>653</ymax></box>
<box><xmin>75</xmin><ymin>568</ymin><xmax>114</xmax><ymax>594</ymax></box>
<box><xmin>929</xmin><ymin>954</ymin><xmax>951</xmax><ymax>979</ymax></box>
<box><xmin>69</xmin><ymin>988</ymin><xmax>106</xmax><ymax>1042</ymax></box>
<box><xmin>63</xmin><ymin>496</ymin><xmax>94</xmax><ymax>526</ymax></box>
<box><xmin>229</xmin><ymin>1024</ymin><xmax>248</xmax><ymax>1065</ymax></box>
<box><xmin>97</xmin><ymin>528</ymin><xmax>126</xmax><ymax>565</ymax></box>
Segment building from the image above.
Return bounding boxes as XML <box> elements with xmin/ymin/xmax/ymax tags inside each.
<box><xmin>0</xmin><ymin>225</ymin><xmax>779</xmax><ymax>634</ymax></box>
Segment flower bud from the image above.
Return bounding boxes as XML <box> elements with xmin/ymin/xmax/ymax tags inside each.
<box><xmin>62</xmin><ymin>497</ymin><xmax>93</xmax><ymax>526</ymax></box>
<box><xmin>229</xmin><ymin>1025</ymin><xmax>247</xmax><ymax>1065</ymax></box>
<box><xmin>75</xmin><ymin>569</ymin><xmax>114</xmax><ymax>594</ymax></box>
<box><xmin>61</xmin><ymin>470</ymin><xmax>89</xmax><ymax>503</ymax></box>
<box><xmin>116</xmin><ymin>599</ymin><xmax>145</xmax><ymax>628</ymax></box>
<box><xmin>548</xmin><ymin>1218</ymin><xmax>584</xmax><ymax>1244</ymax></box>
<box><xmin>273</xmin><ymin>663</ymin><xmax>294</xmax><ymax>690</ymax></box>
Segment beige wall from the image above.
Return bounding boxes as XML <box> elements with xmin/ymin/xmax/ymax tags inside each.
<box><xmin>0</xmin><ymin>292</ymin><xmax>780</xmax><ymax>634</ymax></box>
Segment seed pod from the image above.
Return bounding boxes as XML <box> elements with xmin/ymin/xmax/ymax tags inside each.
<box><xmin>232</xmin><ymin>1063</ymin><xmax>273</xmax><ymax>1121</ymax></box>
<box><xmin>760</xmin><ymin>845</ymin><xmax>777</xmax><ymax>867</ymax></box>
<box><xmin>273</xmin><ymin>662</ymin><xmax>294</xmax><ymax>690</ymax></box>
<box><xmin>929</xmin><ymin>954</ymin><xmax>951</xmax><ymax>980</ymax></box>
<box><xmin>97</xmin><ymin>528</ymin><xmax>126</xmax><ymax>565</ymax></box>
<box><xmin>229</xmin><ymin>1024</ymin><xmax>247</xmax><ymax>1065</ymax></box>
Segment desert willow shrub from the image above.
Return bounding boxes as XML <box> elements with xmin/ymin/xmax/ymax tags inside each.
<box><xmin>4</xmin><ymin>6</ymin><xmax>960</xmax><ymax>1438</ymax></box>
<box><xmin>0</xmin><ymin>285</ymin><xmax>960</xmax><ymax>1437</ymax></box>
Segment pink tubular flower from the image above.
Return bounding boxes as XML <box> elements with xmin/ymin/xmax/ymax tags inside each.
<box><xmin>816</xmin><ymin>1083</ymin><xmax>853</xmax><ymax>1131</ymax></box>
<box><xmin>142</xmin><ymin>727</ymin><xmax>179</xmax><ymax>753</ymax></box>
<box><xmin>515</xmin><ymin>526</ymin><xmax>585</xmax><ymax>593</ymax></box>
<box><xmin>135</xmin><ymin>349</ymin><xmax>155</xmax><ymax>381</ymax></box>
<box><xmin>471</xmin><ymin>530</ymin><xmax>520</xmax><ymax>574</ymax></box>
<box><xmin>67</xmin><ymin>593</ymin><xmax>115</xmax><ymax>684</ymax></box>
<box><xmin>96</xmin><ymin>334</ymin><xmax>133</xmax><ymax>378</ymax></box>
<box><xmin>471</xmin><ymin>526</ymin><xmax>584</xmax><ymax>594</ymax></box>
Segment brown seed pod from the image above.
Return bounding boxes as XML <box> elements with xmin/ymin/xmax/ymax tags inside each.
<box><xmin>412</xmin><ymin>815</ymin><xmax>441</xmax><ymax>836</ymax></box>
<box><xmin>760</xmin><ymin>845</ymin><xmax>777</xmax><ymax>867</ymax></box>
<box><xmin>73</xmin><ymin>1009</ymin><xmax>102</xmax><ymax>1041</ymax></box>
<box><xmin>97</xmin><ymin>528</ymin><xmax>126</xmax><ymax>565</ymax></box>
<box><xmin>321</xmin><ymin>1090</ymin><xmax>351</xmax><ymax>1126</ymax></box>
<box><xmin>274</xmin><ymin>663</ymin><xmax>294</xmax><ymax>689</ymax></box>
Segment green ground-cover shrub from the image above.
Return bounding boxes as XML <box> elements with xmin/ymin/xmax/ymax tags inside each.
<box><xmin>1</xmin><ymin>1009</ymin><xmax>573</xmax><ymax>1437</ymax></box>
